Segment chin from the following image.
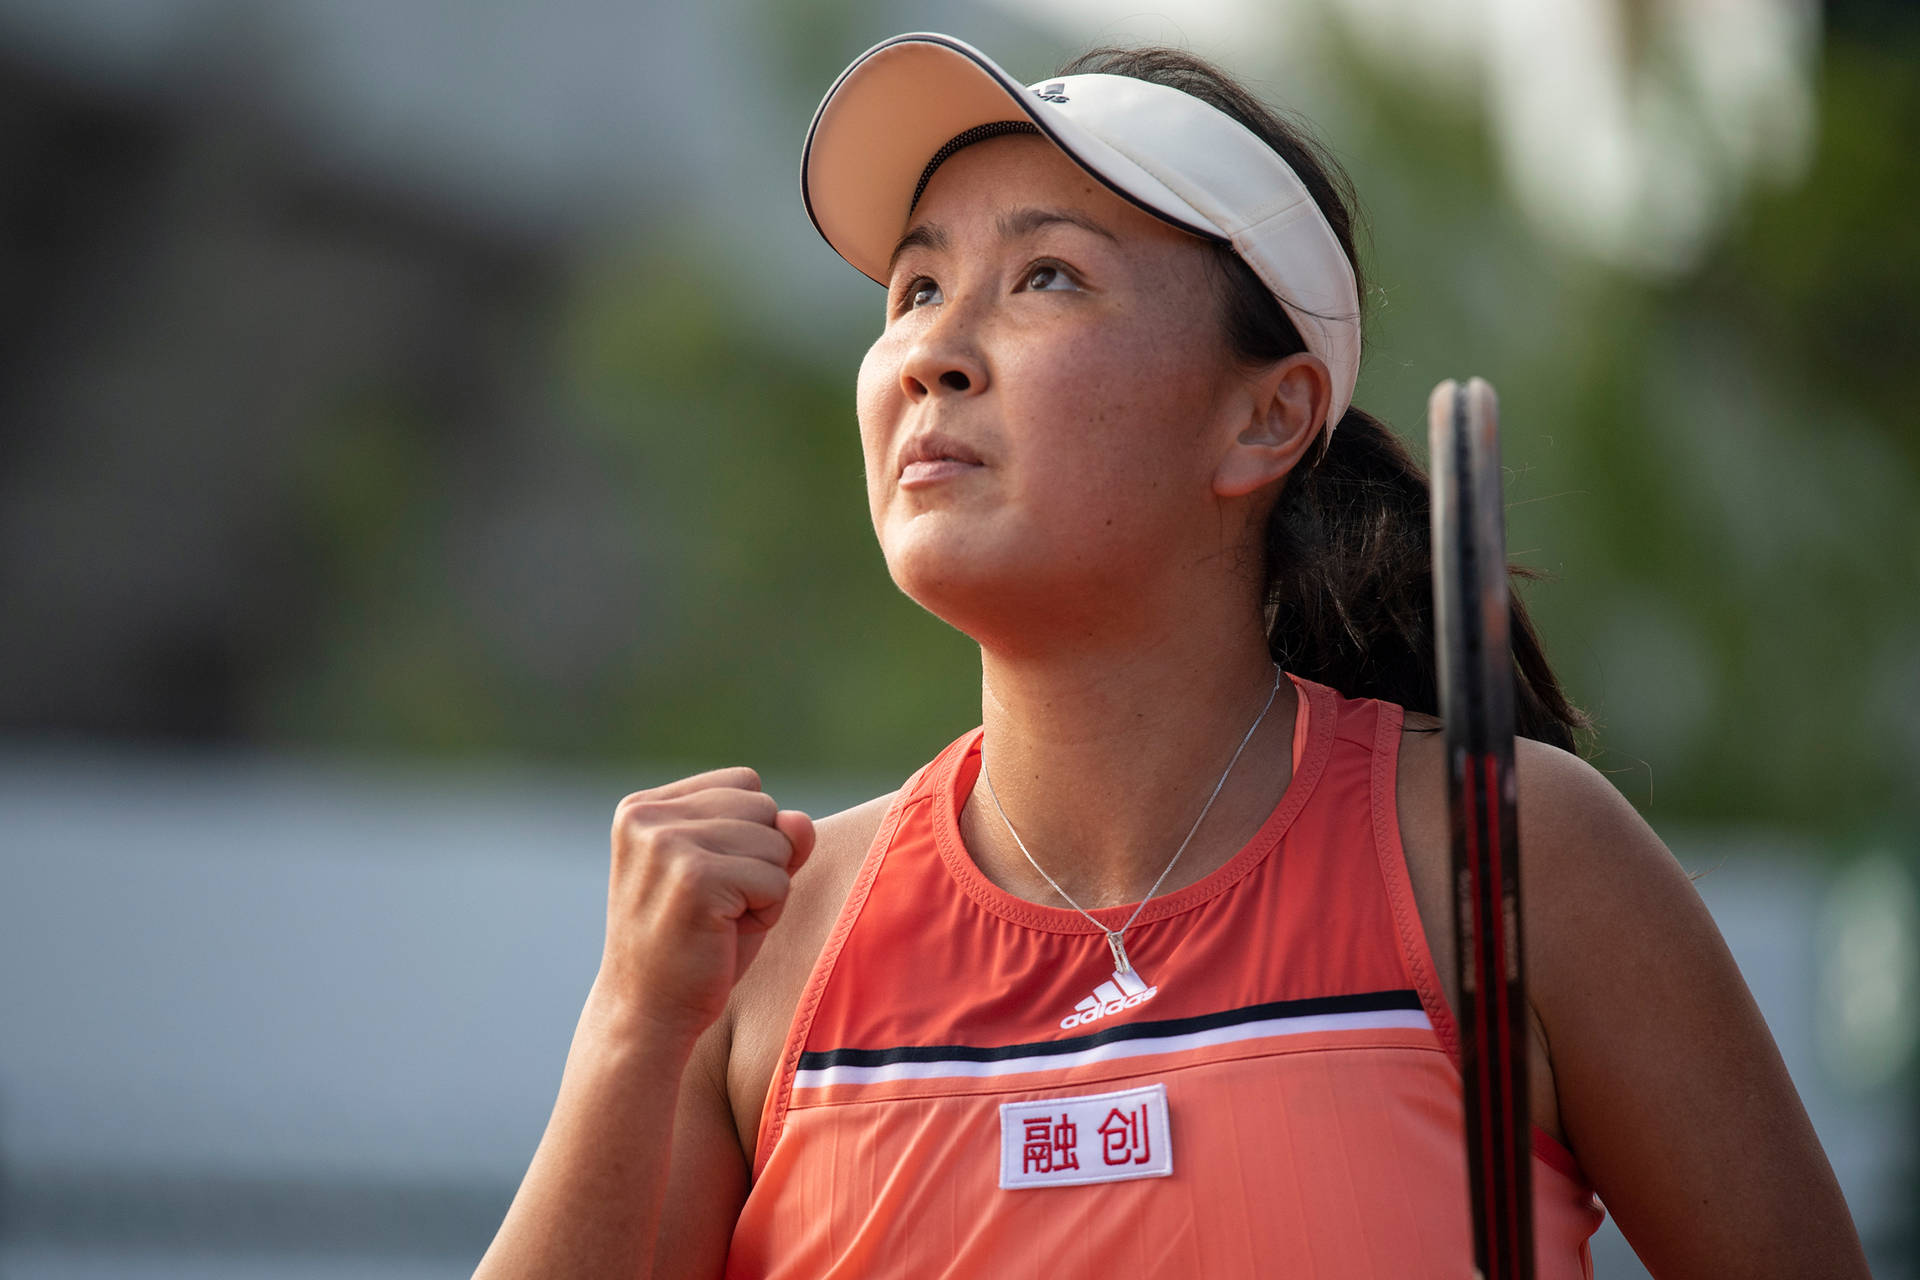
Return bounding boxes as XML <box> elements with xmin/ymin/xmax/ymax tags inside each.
<box><xmin>880</xmin><ymin>519</ymin><xmax>1024</xmax><ymax>638</ymax></box>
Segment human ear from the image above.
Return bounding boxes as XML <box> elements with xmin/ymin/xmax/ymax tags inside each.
<box><xmin>1212</xmin><ymin>352</ymin><xmax>1331</xmax><ymax>498</ymax></box>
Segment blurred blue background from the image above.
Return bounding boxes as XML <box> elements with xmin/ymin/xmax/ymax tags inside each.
<box><xmin>0</xmin><ymin>0</ymin><xmax>1913</xmax><ymax>1275</ymax></box>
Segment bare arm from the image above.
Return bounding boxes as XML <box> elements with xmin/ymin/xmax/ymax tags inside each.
<box><xmin>645</xmin><ymin>791</ymin><xmax>899</xmax><ymax>1276</ymax></box>
<box><xmin>471</xmin><ymin>984</ymin><xmax>725</xmax><ymax>1278</ymax></box>
<box><xmin>1517</xmin><ymin>742</ymin><xmax>1871</xmax><ymax>1278</ymax></box>
<box><xmin>472</xmin><ymin>767</ymin><xmax>812</xmax><ymax>1280</ymax></box>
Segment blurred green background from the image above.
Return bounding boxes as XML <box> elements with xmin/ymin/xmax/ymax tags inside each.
<box><xmin>0</xmin><ymin>0</ymin><xmax>1914</xmax><ymax>1274</ymax></box>
<box><xmin>10</xmin><ymin>0</ymin><xmax>1913</xmax><ymax>835</ymax></box>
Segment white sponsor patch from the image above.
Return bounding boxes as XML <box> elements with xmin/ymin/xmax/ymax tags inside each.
<box><xmin>998</xmin><ymin>1083</ymin><xmax>1173</xmax><ymax>1189</ymax></box>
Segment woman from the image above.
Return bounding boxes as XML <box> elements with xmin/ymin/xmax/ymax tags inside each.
<box><xmin>475</xmin><ymin>34</ymin><xmax>1869</xmax><ymax>1279</ymax></box>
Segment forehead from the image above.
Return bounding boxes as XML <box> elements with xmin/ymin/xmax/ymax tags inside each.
<box><xmin>903</xmin><ymin>133</ymin><xmax>1198</xmax><ymax>254</ymax></box>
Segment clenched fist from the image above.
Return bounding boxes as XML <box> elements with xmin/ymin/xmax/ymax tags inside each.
<box><xmin>596</xmin><ymin>767</ymin><xmax>815</xmax><ymax>1044</ymax></box>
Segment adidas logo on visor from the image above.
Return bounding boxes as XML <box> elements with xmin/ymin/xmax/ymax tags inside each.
<box><xmin>1034</xmin><ymin>81</ymin><xmax>1069</xmax><ymax>103</ymax></box>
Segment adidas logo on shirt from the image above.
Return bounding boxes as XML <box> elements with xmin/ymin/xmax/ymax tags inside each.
<box><xmin>1059</xmin><ymin>966</ymin><xmax>1158</xmax><ymax>1029</ymax></box>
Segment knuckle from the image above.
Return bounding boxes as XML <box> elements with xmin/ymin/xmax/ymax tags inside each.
<box><xmin>661</xmin><ymin>853</ymin><xmax>722</xmax><ymax>907</ymax></box>
<box><xmin>616</xmin><ymin>797</ymin><xmax>674</xmax><ymax>833</ymax></box>
<box><xmin>636</xmin><ymin>819</ymin><xmax>696</xmax><ymax>856</ymax></box>
<box><xmin>612</xmin><ymin>793</ymin><xmax>653</xmax><ymax>830</ymax></box>
<box><xmin>611</xmin><ymin>818</ymin><xmax>688</xmax><ymax>879</ymax></box>
<box><xmin>616</xmin><ymin>784</ymin><xmax>668</xmax><ymax>812</ymax></box>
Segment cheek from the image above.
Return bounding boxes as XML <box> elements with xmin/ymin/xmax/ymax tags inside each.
<box><xmin>1000</xmin><ymin>323</ymin><xmax>1220</xmax><ymax>496</ymax></box>
<box><xmin>855</xmin><ymin>339</ymin><xmax>901</xmax><ymax>500</ymax></box>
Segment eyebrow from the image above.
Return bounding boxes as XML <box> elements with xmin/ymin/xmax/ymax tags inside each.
<box><xmin>997</xmin><ymin>206</ymin><xmax>1118</xmax><ymax>244</ymax></box>
<box><xmin>886</xmin><ymin>206</ymin><xmax>1119</xmax><ymax>275</ymax></box>
<box><xmin>887</xmin><ymin>223</ymin><xmax>949</xmax><ymax>275</ymax></box>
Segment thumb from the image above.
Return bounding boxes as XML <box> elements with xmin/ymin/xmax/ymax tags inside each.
<box><xmin>775</xmin><ymin>810</ymin><xmax>816</xmax><ymax>874</ymax></box>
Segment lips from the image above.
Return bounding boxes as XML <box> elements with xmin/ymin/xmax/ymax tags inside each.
<box><xmin>896</xmin><ymin>431</ymin><xmax>984</xmax><ymax>483</ymax></box>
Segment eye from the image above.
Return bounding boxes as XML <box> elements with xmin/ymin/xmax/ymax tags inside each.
<box><xmin>1020</xmin><ymin>263</ymin><xmax>1078</xmax><ymax>293</ymax></box>
<box><xmin>902</xmin><ymin>277</ymin><xmax>942</xmax><ymax>310</ymax></box>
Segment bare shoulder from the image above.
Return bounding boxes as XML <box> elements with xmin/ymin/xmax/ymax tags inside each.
<box><xmin>776</xmin><ymin>790</ymin><xmax>899</xmax><ymax>951</ymax></box>
<box><xmin>1498</xmin><ymin>736</ymin><xmax>1727</xmax><ymax>1020</ymax></box>
<box><xmin>1395</xmin><ymin>711</ymin><xmax>1668</xmax><ymax>888</ymax></box>
<box><xmin>1395</xmin><ymin>720</ymin><xmax>1865</xmax><ymax>1272</ymax></box>
<box><xmin>732</xmin><ymin>788</ymin><xmax>897</xmax><ymax>1013</ymax></box>
<box><xmin>1396</xmin><ymin>721</ymin><xmax>1712</xmax><ymax>1006</ymax></box>
<box><xmin>718</xmin><ymin>790</ymin><xmax>898</xmax><ymax>1151</ymax></box>
<box><xmin>805</xmin><ymin>791</ymin><xmax>899</xmax><ymax>891</ymax></box>
<box><xmin>1409</xmin><ymin>725</ymin><xmax>1867</xmax><ymax>1275</ymax></box>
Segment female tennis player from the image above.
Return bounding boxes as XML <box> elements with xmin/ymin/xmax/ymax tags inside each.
<box><xmin>475</xmin><ymin>33</ymin><xmax>1870</xmax><ymax>1280</ymax></box>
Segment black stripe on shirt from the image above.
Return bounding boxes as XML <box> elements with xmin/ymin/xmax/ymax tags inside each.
<box><xmin>795</xmin><ymin>987</ymin><xmax>1425</xmax><ymax>1071</ymax></box>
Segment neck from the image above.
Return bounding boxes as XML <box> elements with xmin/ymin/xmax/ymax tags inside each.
<box><xmin>962</xmin><ymin>623</ymin><xmax>1297</xmax><ymax>911</ymax></box>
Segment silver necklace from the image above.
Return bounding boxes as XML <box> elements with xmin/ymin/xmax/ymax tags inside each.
<box><xmin>978</xmin><ymin>665</ymin><xmax>1283</xmax><ymax>980</ymax></box>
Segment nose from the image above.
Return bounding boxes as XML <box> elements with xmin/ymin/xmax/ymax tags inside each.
<box><xmin>898</xmin><ymin>314</ymin><xmax>988</xmax><ymax>403</ymax></box>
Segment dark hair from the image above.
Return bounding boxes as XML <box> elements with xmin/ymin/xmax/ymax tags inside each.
<box><xmin>1058</xmin><ymin>46</ymin><xmax>1589</xmax><ymax>752</ymax></box>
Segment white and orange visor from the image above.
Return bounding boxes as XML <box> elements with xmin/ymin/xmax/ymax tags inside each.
<box><xmin>801</xmin><ymin>32</ymin><xmax>1362</xmax><ymax>429</ymax></box>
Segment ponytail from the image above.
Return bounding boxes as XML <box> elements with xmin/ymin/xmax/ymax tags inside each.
<box><xmin>1265</xmin><ymin>407</ymin><xmax>1588</xmax><ymax>752</ymax></box>
<box><xmin>1062</xmin><ymin>44</ymin><xmax>1590</xmax><ymax>752</ymax></box>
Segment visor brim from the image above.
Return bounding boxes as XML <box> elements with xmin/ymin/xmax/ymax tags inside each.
<box><xmin>801</xmin><ymin>33</ymin><xmax>1224</xmax><ymax>286</ymax></box>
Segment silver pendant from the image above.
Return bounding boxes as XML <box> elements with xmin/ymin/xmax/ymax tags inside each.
<box><xmin>1106</xmin><ymin>930</ymin><xmax>1133</xmax><ymax>976</ymax></box>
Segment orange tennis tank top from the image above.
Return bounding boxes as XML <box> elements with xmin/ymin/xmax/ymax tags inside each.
<box><xmin>726</xmin><ymin>675</ymin><xmax>1605</xmax><ymax>1278</ymax></box>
